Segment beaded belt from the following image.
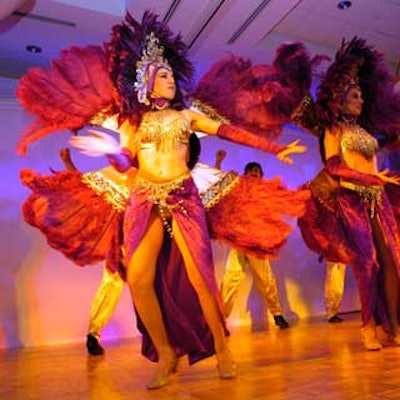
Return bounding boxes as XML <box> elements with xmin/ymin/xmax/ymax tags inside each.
<box><xmin>133</xmin><ymin>172</ymin><xmax>191</xmax><ymax>237</ymax></box>
<box><xmin>339</xmin><ymin>180</ymin><xmax>382</xmax><ymax>217</ymax></box>
<box><xmin>132</xmin><ymin>172</ymin><xmax>190</xmax><ymax>202</ymax></box>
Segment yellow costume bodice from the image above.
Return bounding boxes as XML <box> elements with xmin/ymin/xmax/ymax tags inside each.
<box><xmin>135</xmin><ymin>109</ymin><xmax>191</xmax><ymax>152</ymax></box>
<box><xmin>340</xmin><ymin>123</ymin><xmax>378</xmax><ymax>161</ymax></box>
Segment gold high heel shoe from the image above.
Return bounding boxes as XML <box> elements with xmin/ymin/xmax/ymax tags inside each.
<box><xmin>216</xmin><ymin>348</ymin><xmax>237</xmax><ymax>380</ymax></box>
<box><xmin>361</xmin><ymin>320</ymin><xmax>382</xmax><ymax>351</ymax></box>
<box><xmin>217</xmin><ymin>361</ymin><xmax>237</xmax><ymax>380</ymax></box>
<box><xmin>146</xmin><ymin>356</ymin><xmax>179</xmax><ymax>390</ymax></box>
<box><xmin>388</xmin><ymin>333</ymin><xmax>400</xmax><ymax>346</ymax></box>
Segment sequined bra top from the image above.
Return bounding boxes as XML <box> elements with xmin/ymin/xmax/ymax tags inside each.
<box><xmin>134</xmin><ymin>109</ymin><xmax>191</xmax><ymax>152</ymax></box>
<box><xmin>340</xmin><ymin>123</ymin><xmax>378</xmax><ymax>161</ymax></box>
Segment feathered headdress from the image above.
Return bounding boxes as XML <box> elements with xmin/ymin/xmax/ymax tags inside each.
<box><xmin>316</xmin><ymin>37</ymin><xmax>400</xmax><ymax>139</ymax></box>
<box><xmin>16</xmin><ymin>11</ymin><xmax>195</xmax><ymax>155</ymax></box>
<box><xmin>105</xmin><ymin>11</ymin><xmax>194</xmax><ymax>122</ymax></box>
<box><xmin>191</xmin><ymin>42</ymin><xmax>313</xmax><ymax>139</ymax></box>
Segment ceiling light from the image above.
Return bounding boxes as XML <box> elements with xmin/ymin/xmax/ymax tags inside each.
<box><xmin>337</xmin><ymin>1</ymin><xmax>352</xmax><ymax>9</ymax></box>
<box><xmin>26</xmin><ymin>45</ymin><xmax>42</xmax><ymax>53</ymax></box>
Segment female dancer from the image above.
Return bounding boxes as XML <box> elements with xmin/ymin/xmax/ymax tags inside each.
<box><xmin>18</xmin><ymin>12</ymin><xmax>308</xmax><ymax>389</ymax></box>
<box><xmin>296</xmin><ymin>37</ymin><xmax>400</xmax><ymax>350</ymax></box>
<box><xmin>69</xmin><ymin>38</ymin><xmax>302</xmax><ymax>389</ymax></box>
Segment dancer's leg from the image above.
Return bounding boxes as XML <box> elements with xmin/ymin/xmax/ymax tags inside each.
<box><xmin>250</xmin><ymin>257</ymin><xmax>282</xmax><ymax>316</ymax></box>
<box><xmin>324</xmin><ymin>262</ymin><xmax>346</xmax><ymax>321</ymax></box>
<box><xmin>371</xmin><ymin>215</ymin><xmax>400</xmax><ymax>338</ymax></box>
<box><xmin>126</xmin><ymin>209</ymin><xmax>175</xmax><ymax>388</ymax></box>
<box><xmin>249</xmin><ymin>257</ymin><xmax>289</xmax><ymax>328</ymax></box>
<box><xmin>172</xmin><ymin>219</ymin><xmax>235</xmax><ymax>378</ymax></box>
<box><xmin>87</xmin><ymin>266</ymin><xmax>124</xmax><ymax>355</ymax></box>
<box><xmin>220</xmin><ymin>249</ymin><xmax>246</xmax><ymax>317</ymax></box>
<box><xmin>88</xmin><ymin>266</ymin><xmax>124</xmax><ymax>337</ymax></box>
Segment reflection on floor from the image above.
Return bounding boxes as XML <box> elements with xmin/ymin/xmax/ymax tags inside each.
<box><xmin>1</xmin><ymin>313</ymin><xmax>399</xmax><ymax>399</ymax></box>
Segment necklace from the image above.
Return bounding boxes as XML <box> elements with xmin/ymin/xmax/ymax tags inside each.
<box><xmin>151</xmin><ymin>98</ymin><xmax>170</xmax><ymax>110</ymax></box>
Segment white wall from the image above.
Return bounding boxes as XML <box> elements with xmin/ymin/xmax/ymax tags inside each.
<box><xmin>0</xmin><ymin>77</ymin><xmax>360</xmax><ymax>350</ymax></box>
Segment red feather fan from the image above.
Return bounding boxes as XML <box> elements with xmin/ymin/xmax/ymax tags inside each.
<box><xmin>16</xmin><ymin>45</ymin><xmax>115</xmax><ymax>155</ymax></box>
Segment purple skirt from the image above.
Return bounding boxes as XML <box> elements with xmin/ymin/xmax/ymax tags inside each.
<box><xmin>299</xmin><ymin>169</ymin><xmax>400</xmax><ymax>331</ymax></box>
<box><xmin>123</xmin><ymin>175</ymin><xmax>227</xmax><ymax>364</ymax></box>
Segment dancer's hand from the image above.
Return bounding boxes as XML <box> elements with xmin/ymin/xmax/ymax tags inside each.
<box><xmin>69</xmin><ymin>130</ymin><xmax>121</xmax><ymax>157</ymax></box>
<box><xmin>277</xmin><ymin>139</ymin><xmax>307</xmax><ymax>164</ymax></box>
<box><xmin>215</xmin><ymin>149</ymin><xmax>227</xmax><ymax>169</ymax></box>
<box><xmin>216</xmin><ymin>149</ymin><xmax>226</xmax><ymax>162</ymax></box>
<box><xmin>59</xmin><ymin>147</ymin><xmax>78</xmax><ymax>171</ymax></box>
<box><xmin>377</xmin><ymin>169</ymin><xmax>400</xmax><ymax>185</ymax></box>
<box><xmin>59</xmin><ymin>148</ymin><xmax>71</xmax><ymax>162</ymax></box>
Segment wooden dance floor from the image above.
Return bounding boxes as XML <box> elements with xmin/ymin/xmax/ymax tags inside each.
<box><xmin>1</xmin><ymin>313</ymin><xmax>399</xmax><ymax>400</ymax></box>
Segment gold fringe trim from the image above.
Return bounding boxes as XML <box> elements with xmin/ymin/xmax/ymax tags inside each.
<box><xmin>308</xmin><ymin>169</ymin><xmax>339</xmax><ymax>212</ymax></box>
<box><xmin>135</xmin><ymin>110</ymin><xmax>190</xmax><ymax>151</ymax></box>
<box><xmin>132</xmin><ymin>172</ymin><xmax>191</xmax><ymax>203</ymax></box>
<box><xmin>291</xmin><ymin>94</ymin><xmax>312</xmax><ymax>121</ymax></box>
<box><xmin>340</xmin><ymin>123</ymin><xmax>378</xmax><ymax>161</ymax></box>
<box><xmin>89</xmin><ymin>105</ymin><xmax>117</xmax><ymax>127</ymax></box>
<box><xmin>202</xmin><ymin>172</ymin><xmax>240</xmax><ymax>209</ymax></box>
<box><xmin>191</xmin><ymin>99</ymin><xmax>230</xmax><ymax>124</ymax></box>
<box><xmin>340</xmin><ymin>180</ymin><xmax>383</xmax><ymax>217</ymax></box>
<box><xmin>132</xmin><ymin>172</ymin><xmax>192</xmax><ymax>238</ymax></box>
<box><xmin>81</xmin><ymin>171</ymin><xmax>131</xmax><ymax>212</ymax></box>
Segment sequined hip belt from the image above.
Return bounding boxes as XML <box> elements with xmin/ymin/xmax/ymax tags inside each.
<box><xmin>132</xmin><ymin>172</ymin><xmax>191</xmax><ymax>203</ymax></box>
<box><xmin>133</xmin><ymin>172</ymin><xmax>192</xmax><ymax>237</ymax></box>
<box><xmin>339</xmin><ymin>180</ymin><xmax>383</xmax><ymax>217</ymax></box>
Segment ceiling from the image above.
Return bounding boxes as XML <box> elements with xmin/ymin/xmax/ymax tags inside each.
<box><xmin>0</xmin><ymin>0</ymin><xmax>399</xmax><ymax>84</ymax></box>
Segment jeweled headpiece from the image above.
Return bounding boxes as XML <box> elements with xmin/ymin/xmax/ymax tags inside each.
<box><xmin>135</xmin><ymin>32</ymin><xmax>171</xmax><ymax>105</ymax></box>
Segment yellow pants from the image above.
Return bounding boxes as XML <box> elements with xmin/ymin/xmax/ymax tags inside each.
<box><xmin>220</xmin><ymin>249</ymin><xmax>283</xmax><ymax>317</ymax></box>
<box><xmin>88</xmin><ymin>267</ymin><xmax>124</xmax><ymax>338</ymax></box>
<box><xmin>324</xmin><ymin>262</ymin><xmax>346</xmax><ymax>319</ymax></box>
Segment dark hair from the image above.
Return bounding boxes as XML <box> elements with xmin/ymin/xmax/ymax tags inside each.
<box><xmin>187</xmin><ymin>133</ymin><xmax>201</xmax><ymax>170</ymax></box>
<box><xmin>316</xmin><ymin>37</ymin><xmax>400</xmax><ymax>141</ymax></box>
<box><xmin>319</xmin><ymin>132</ymin><xmax>327</xmax><ymax>164</ymax></box>
<box><xmin>244</xmin><ymin>162</ymin><xmax>263</xmax><ymax>176</ymax></box>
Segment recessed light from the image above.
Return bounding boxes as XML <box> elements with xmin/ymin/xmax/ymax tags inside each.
<box><xmin>26</xmin><ymin>45</ymin><xmax>42</xmax><ymax>54</ymax></box>
<box><xmin>337</xmin><ymin>1</ymin><xmax>352</xmax><ymax>9</ymax></box>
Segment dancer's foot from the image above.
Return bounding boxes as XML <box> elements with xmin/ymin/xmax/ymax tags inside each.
<box><xmin>273</xmin><ymin>315</ymin><xmax>290</xmax><ymax>329</ymax></box>
<box><xmin>216</xmin><ymin>348</ymin><xmax>237</xmax><ymax>380</ymax></box>
<box><xmin>362</xmin><ymin>340</ymin><xmax>382</xmax><ymax>351</ymax></box>
<box><xmin>361</xmin><ymin>322</ymin><xmax>382</xmax><ymax>351</ymax></box>
<box><xmin>86</xmin><ymin>334</ymin><xmax>105</xmax><ymax>356</ymax></box>
<box><xmin>387</xmin><ymin>328</ymin><xmax>400</xmax><ymax>346</ymax></box>
<box><xmin>146</xmin><ymin>354</ymin><xmax>178</xmax><ymax>390</ymax></box>
<box><xmin>388</xmin><ymin>335</ymin><xmax>400</xmax><ymax>346</ymax></box>
<box><xmin>328</xmin><ymin>314</ymin><xmax>343</xmax><ymax>323</ymax></box>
